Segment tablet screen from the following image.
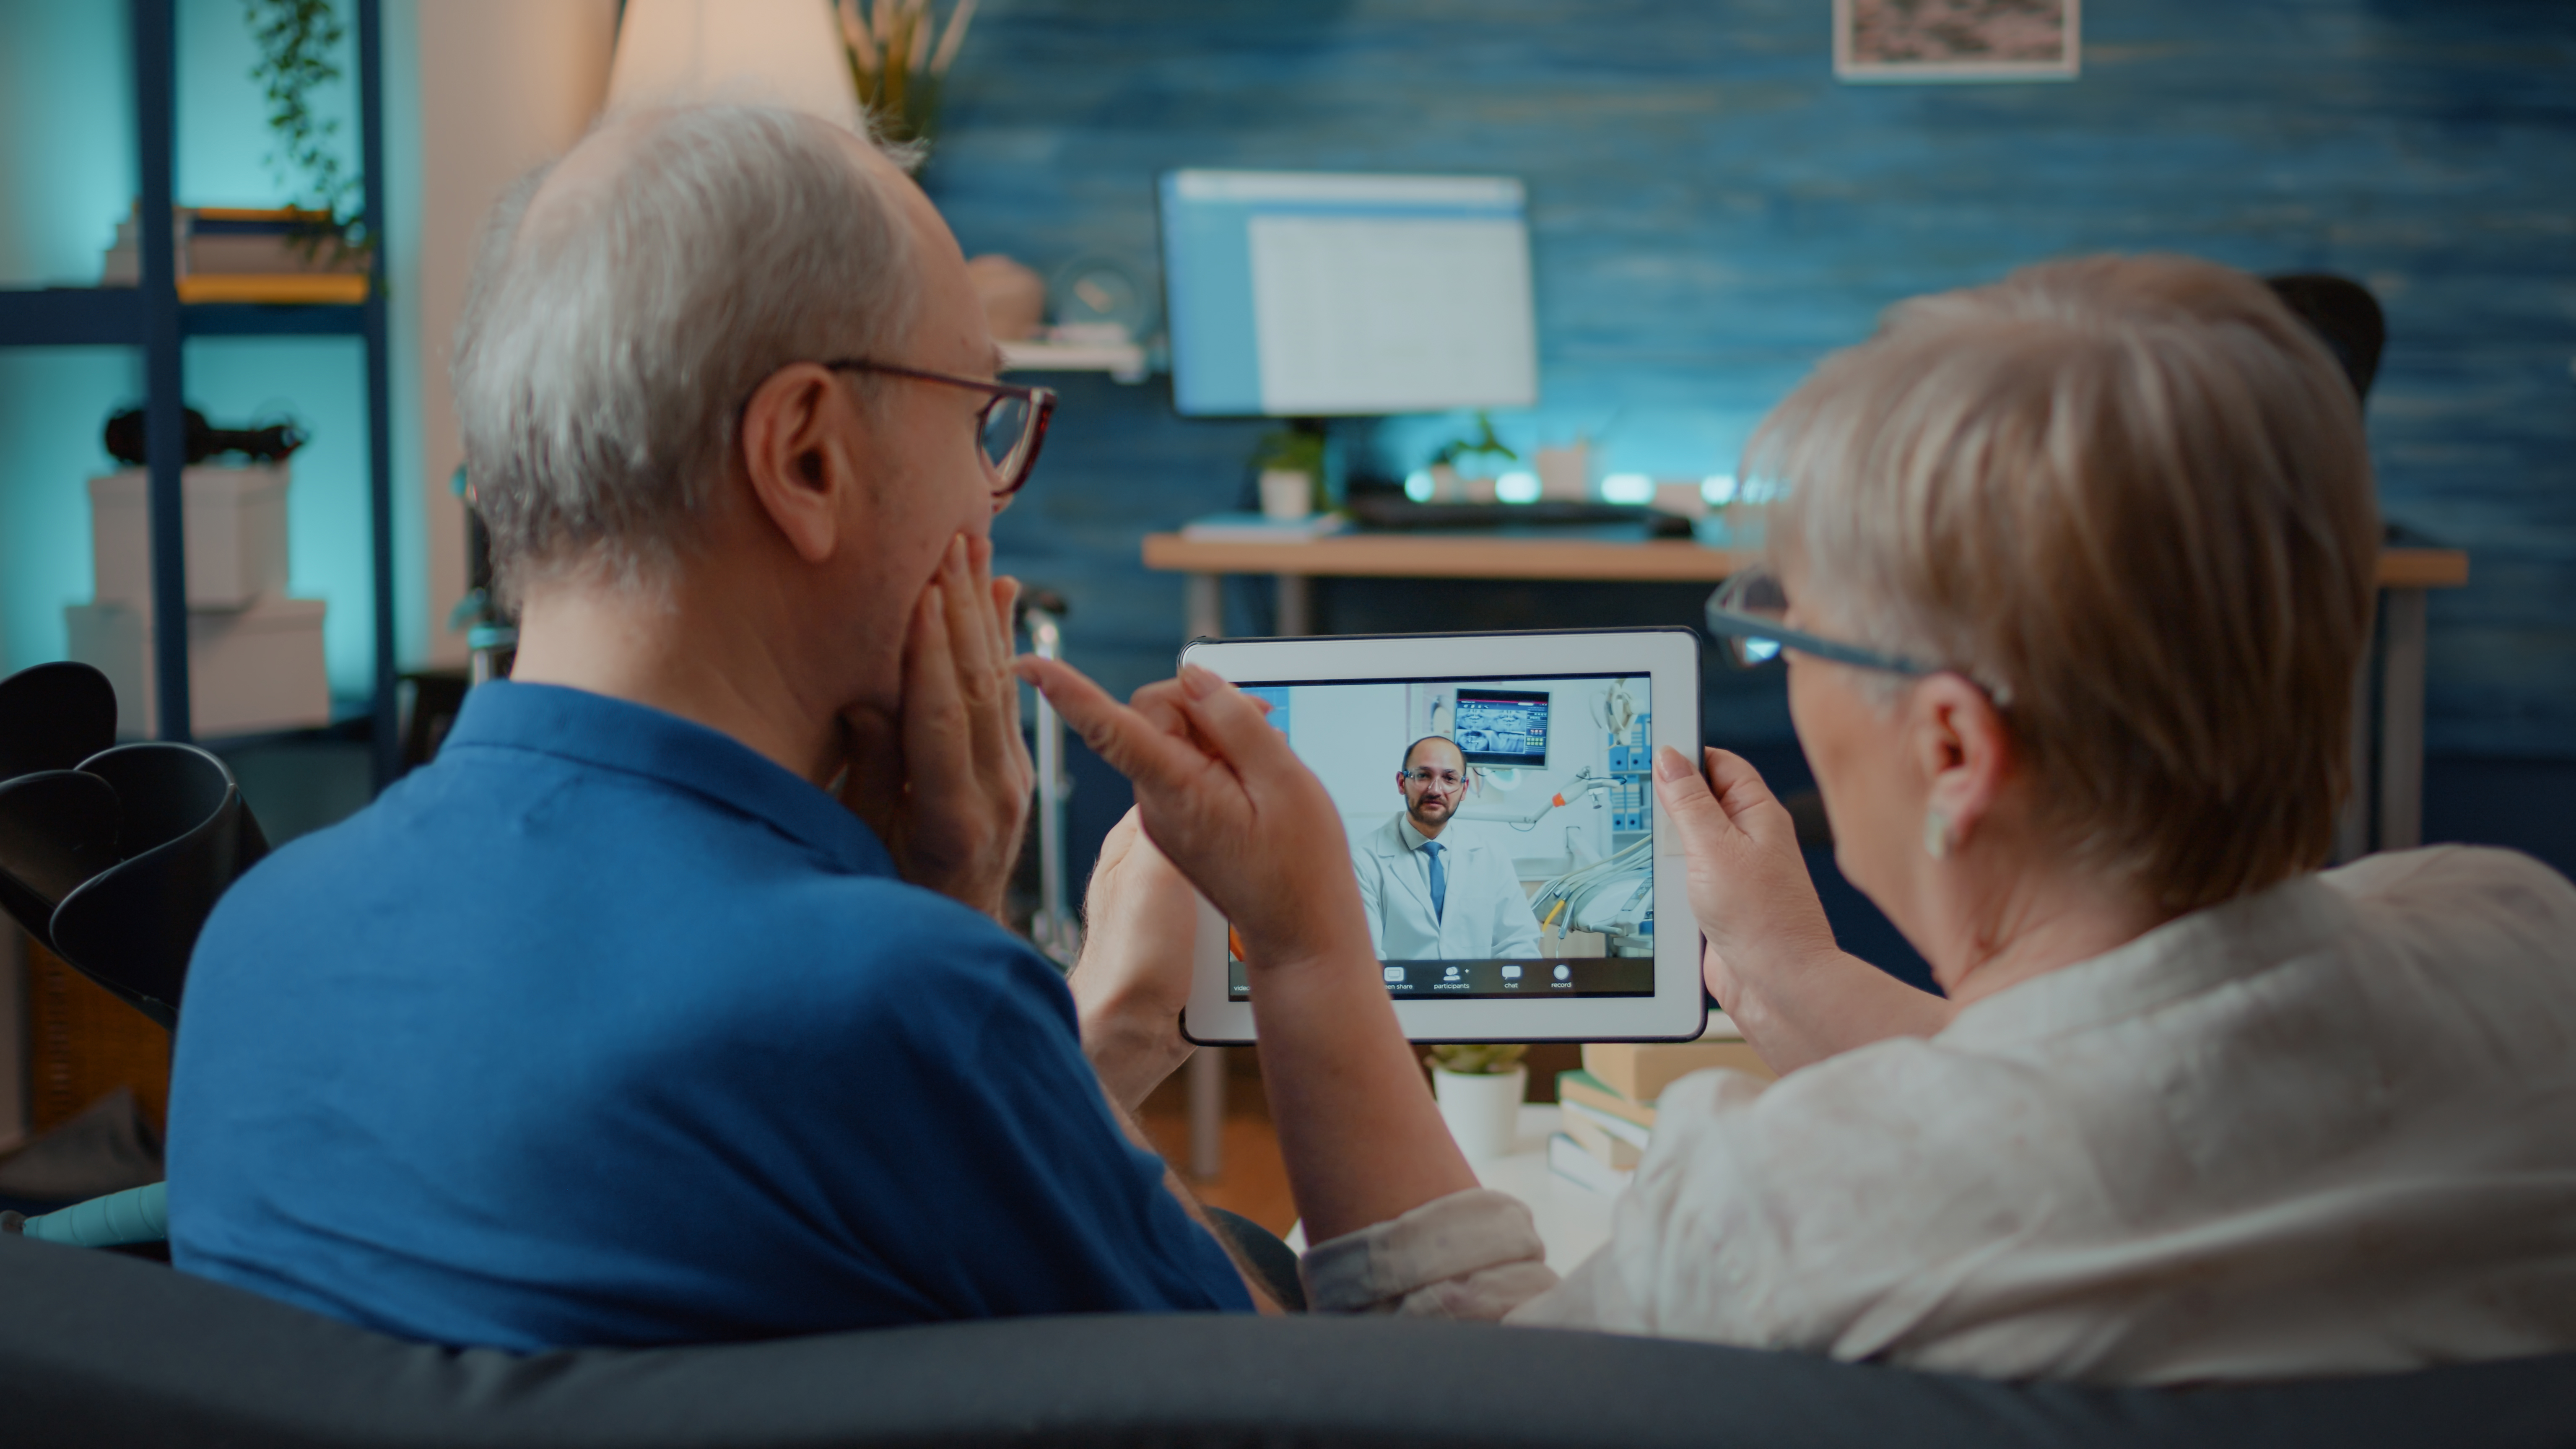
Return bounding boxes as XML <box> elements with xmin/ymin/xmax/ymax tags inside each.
<box><xmin>1232</xmin><ymin>673</ymin><xmax>1657</xmax><ymax>1000</ymax></box>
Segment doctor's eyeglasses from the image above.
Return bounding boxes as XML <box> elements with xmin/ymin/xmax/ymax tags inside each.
<box><xmin>822</xmin><ymin>359</ymin><xmax>1057</xmax><ymax>500</ymax></box>
<box><xmin>1401</xmin><ymin>768</ymin><xmax>1467</xmax><ymax>788</ymax></box>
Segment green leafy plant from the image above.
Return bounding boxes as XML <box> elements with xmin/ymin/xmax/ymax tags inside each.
<box><xmin>1251</xmin><ymin>428</ymin><xmax>1326</xmax><ymax>477</ymax></box>
<box><xmin>1428</xmin><ymin>411</ymin><xmax>1519</xmax><ymax>471</ymax></box>
<box><xmin>243</xmin><ymin>0</ymin><xmax>368</xmax><ymax>262</ymax></box>
<box><xmin>838</xmin><ymin>0</ymin><xmax>980</xmax><ymax>147</ymax></box>
<box><xmin>1424</xmin><ymin>1043</ymin><xmax>1528</xmax><ymax>1076</ymax></box>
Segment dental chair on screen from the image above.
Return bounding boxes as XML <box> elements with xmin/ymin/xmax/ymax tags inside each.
<box><xmin>0</xmin><ymin>661</ymin><xmax>270</xmax><ymax>1248</ymax></box>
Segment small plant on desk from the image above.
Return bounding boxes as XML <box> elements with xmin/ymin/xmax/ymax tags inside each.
<box><xmin>1426</xmin><ymin>1043</ymin><xmax>1530</xmax><ymax>1161</ymax></box>
<box><xmin>1252</xmin><ymin>428</ymin><xmax>1328</xmax><ymax>519</ymax></box>
<box><xmin>1424</xmin><ymin>1043</ymin><xmax>1527</xmax><ymax>1077</ymax></box>
<box><xmin>1424</xmin><ymin>412</ymin><xmax>1520</xmax><ymax>502</ymax></box>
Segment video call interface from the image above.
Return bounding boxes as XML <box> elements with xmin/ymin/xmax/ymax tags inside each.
<box><xmin>1229</xmin><ymin>674</ymin><xmax>1657</xmax><ymax>1001</ymax></box>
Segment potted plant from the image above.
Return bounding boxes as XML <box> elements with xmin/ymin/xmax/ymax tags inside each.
<box><xmin>246</xmin><ymin>0</ymin><xmax>370</xmax><ymax>266</ymax></box>
<box><xmin>1425</xmin><ymin>412</ymin><xmax>1519</xmax><ymax>503</ymax></box>
<box><xmin>836</xmin><ymin>0</ymin><xmax>980</xmax><ymax>150</ymax></box>
<box><xmin>1425</xmin><ymin>1042</ymin><xmax>1529</xmax><ymax>1160</ymax></box>
<box><xmin>1251</xmin><ymin>428</ymin><xmax>1328</xmax><ymax>521</ymax></box>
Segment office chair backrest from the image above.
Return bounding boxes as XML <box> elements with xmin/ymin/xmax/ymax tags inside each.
<box><xmin>0</xmin><ymin>663</ymin><xmax>269</xmax><ymax>1029</ymax></box>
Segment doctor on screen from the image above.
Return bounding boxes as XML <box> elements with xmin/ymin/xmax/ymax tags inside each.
<box><xmin>1353</xmin><ymin>736</ymin><xmax>1544</xmax><ymax>961</ymax></box>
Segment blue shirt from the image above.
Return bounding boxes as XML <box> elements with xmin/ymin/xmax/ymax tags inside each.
<box><xmin>167</xmin><ymin>682</ymin><xmax>1249</xmax><ymax>1348</ymax></box>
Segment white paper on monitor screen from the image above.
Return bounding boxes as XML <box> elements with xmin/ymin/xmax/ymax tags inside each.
<box><xmin>1247</xmin><ymin>214</ymin><xmax>1538</xmax><ymax>415</ymax></box>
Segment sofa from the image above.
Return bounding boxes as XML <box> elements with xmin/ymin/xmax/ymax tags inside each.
<box><xmin>7</xmin><ymin>1232</ymin><xmax>2573</xmax><ymax>1449</ymax></box>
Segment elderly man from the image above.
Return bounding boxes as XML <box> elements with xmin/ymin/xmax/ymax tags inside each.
<box><xmin>165</xmin><ymin>106</ymin><xmax>1265</xmax><ymax>1348</ymax></box>
<box><xmin>1353</xmin><ymin>736</ymin><xmax>1543</xmax><ymax>961</ymax></box>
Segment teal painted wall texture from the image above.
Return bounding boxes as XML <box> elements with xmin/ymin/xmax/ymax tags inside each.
<box><xmin>938</xmin><ymin>0</ymin><xmax>2576</xmax><ymax>756</ymax></box>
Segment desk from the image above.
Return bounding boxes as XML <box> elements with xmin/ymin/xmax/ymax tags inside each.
<box><xmin>1147</xmin><ymin>532</ymin><xmax>2468</xmax><ymax>1176</ymax></box>
<box><xmin>1285</xmin><ymin>1105</ymin><xmax>1614</xmax><ymax>1274</ymax></box>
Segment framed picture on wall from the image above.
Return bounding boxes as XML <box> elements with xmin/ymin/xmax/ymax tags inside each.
<box><xmin>1833</xmin><ymin>0</ymin><xmax>2080</xmax><ymax>83</ymax></box>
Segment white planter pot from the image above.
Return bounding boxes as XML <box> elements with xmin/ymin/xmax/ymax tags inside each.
<box><xmin>1258</xmin><ymin>468</ymin><xmax>1315</xmax><ymax>520</ymax></box>
<box><xmin>1433</xmin><ymin>1066</ymin><xmax>1528</xmax><ymax>1161</ymax></box>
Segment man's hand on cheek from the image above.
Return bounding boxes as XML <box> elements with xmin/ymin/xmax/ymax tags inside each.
<box><xmin>840</xmin><ymin>534</ymin><xmax>1034</xmax><ymax>921</ymax></box>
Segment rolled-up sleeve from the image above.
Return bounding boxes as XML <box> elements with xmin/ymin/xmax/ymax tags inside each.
<box><xmin>1298</xmin><ymin>1188</ymin><xmax>1558</xmax><ymax>1318</ymax></box>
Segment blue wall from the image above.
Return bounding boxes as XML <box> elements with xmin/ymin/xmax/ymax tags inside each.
<box><xmin>939</xmin><ymin>0</ymin><xmax>2576</xmax><ymax>762</ymax></box>
<box><xmin>0</xmin><ymin>0</ymin><xmax>425</xmax><ymax>704</ymax></box>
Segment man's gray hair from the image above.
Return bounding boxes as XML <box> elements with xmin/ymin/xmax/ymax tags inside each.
<box><xmin>452</xmin><ymin>105</ymin><xmax>919</xmax><ymax>597</ymax></box>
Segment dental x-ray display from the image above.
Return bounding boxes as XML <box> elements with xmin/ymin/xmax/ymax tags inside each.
<box><xmin>1231</xmin><ymin>673</ymin><xmax>1654</xmax><ymax>1000</ymax></box>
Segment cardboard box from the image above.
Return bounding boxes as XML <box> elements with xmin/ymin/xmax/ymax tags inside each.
<box><xmin>88</xmin><ymin>465</ymin><xmax>291</xmax><ymax>610</ymax></box>
<box><xmin>1580</xmin><ymin>1015</ymin><xmax>1777</xmax><ymax>1103</ymax></box>
<box><xmin>65</xmin><ymin>595</ymin><xmax>330</xmax><ymax>739</ymax></box>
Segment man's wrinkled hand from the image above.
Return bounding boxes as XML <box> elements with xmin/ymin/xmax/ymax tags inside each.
<box><xmin>1067</xmin><ymin>808</ymin><xmax>1205</xmax><ymax>1112</ymax></box>
<box><xmin>841</xmin><ymin>534</ymin><xmax>1033</xmax><ymax>921</ymax></box>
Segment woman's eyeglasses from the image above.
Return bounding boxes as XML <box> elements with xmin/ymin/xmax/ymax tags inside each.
<box><xmin>823</xmin><ymin>359</ymin><xmax>1057</xmax><ymax>501</ymax></box>
<box><xmin>1703</xmin><ymin>566</ymin><xmax>1935</xmax><ymax>678</ymax></box>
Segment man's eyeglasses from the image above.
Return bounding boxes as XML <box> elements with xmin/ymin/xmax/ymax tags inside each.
<box><xmin>1401</xmin><ymin>768</ymin><xmax>1467</xmax><ymax>789</ymax></box>
<box><xmin>822</xmin><ymin>359</ymin><xmax>1057</xmax><ymax>501</ymax></box>
<box><xmin>1703</xmin><ymin>566</ymin><xmax>1935</xmax><ymax>678</ymax></box>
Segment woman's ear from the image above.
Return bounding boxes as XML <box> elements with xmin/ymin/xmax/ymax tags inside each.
<box><xmin>1908</xmin><ymin>674</ymin><xmax>2016</xmax><ymax>853</ymax></box>
<box><xmin>737</xmin><ymin>363</ymin><xmax>863</xmax><ymax>564</ymax></box>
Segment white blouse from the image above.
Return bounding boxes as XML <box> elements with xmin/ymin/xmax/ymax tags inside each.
<box><xmin>1301</xmin><ymin>846</ymin><xmax>2576</xmax><ymax>1383</ymax></box>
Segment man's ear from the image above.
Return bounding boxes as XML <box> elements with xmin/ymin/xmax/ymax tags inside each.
<box><xmin>737</xmin><ymin>363</ymin><xmax>862</xmax><ymax>565</ymax></box>
<box><xmin>1909</xmin><ymin>674</ymin><xmax>2015</xmax><ymax>851</ymax></box>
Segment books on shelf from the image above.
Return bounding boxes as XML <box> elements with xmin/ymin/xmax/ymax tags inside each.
<box><xmin>1558</xmin><ymin>1067</ymin><xmax>1657</xmax><ymax>1130</ymax></box>
<box><xmin>1547</xmin><ymin>1131</ymin><xmax>1634</xmax><ymax>1196</ymax></box>
<box><xmin>101</xmin><ymin>205</ymin><xmax>369</xmax><ymax>303</ymax></box>
<box><xmin>1179</xmin><ymin>511</ymin><xmax>1350</xmax><ymax>543</ymax></box>
<box><xmin>1552</xmin><ymin>1013</ymin><xmax>1779</xmax><ymax>1189</ymax></box>
<box><xmin>1558</xmin><ymin>1098</ymin><xmax>1646</xmax><ymax>1171</ymax></box>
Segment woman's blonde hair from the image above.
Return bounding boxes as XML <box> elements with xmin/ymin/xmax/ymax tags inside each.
<box><xmin>1755</xmin><ymin>254</ymin><xmax>2380</xmax><ymax>914</ymax></box>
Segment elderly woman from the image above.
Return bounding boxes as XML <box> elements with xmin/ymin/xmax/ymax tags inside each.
<box><xmin>1023</xmin><ymin>254</ymin><xmax>2576</xmax><ymax>1383</ymax></box>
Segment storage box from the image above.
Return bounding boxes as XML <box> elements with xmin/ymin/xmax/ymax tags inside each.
<box><xmin>88</xmin><ymin>465</ymin><xmax>291</xmax><ymax>610</ymax></box>
<box><xmin>64</xmin><ymin>595</ymin><xmax>330</xmax><ymax>739</ymax></box>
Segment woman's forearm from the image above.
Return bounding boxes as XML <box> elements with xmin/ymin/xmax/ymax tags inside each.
<box><xmin>1246</xmin><ymin>945</ymin><xmax>1480</xmax><ymax>1245</ymax></box>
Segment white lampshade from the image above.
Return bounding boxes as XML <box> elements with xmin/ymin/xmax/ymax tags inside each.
<box><xmin>604</xmin><ymin>0</ymin><xmax>863</xmax><ymax>132</ymax></box>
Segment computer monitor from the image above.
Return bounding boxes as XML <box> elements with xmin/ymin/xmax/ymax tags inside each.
<box><xmin>1452</xmin><ymin>688</ymin><xmax>1551</xmax><ymax>767</ymax></box>
<box><xmin>1158</xmin><ymin>169</ymin><xmax>1540</xmax><ymax>418</ymax></box>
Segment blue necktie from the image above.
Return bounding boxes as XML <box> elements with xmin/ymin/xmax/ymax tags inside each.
<box><xmin>1422</xmin><ymin>841</ymin><xmax>1447</xmax><ymax>924</ymax></box>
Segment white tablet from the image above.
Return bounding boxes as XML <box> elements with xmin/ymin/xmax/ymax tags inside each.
<box><xmin>1180</xmin><ymin>627</ymin><xmax>1705</xmax><ymax>1045</ymax></box>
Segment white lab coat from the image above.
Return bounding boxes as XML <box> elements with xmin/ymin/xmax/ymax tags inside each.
<box><xmin>1352</xmin><ymin>815</ymin><xmax>1543</xmax><ymax>961</ymax></box>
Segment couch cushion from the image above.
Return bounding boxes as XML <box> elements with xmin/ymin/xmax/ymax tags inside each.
<box><xmin>5</xmin><ymin>1234</ymin><xmax>2572</xmax><ymax>1448</ymax></box>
